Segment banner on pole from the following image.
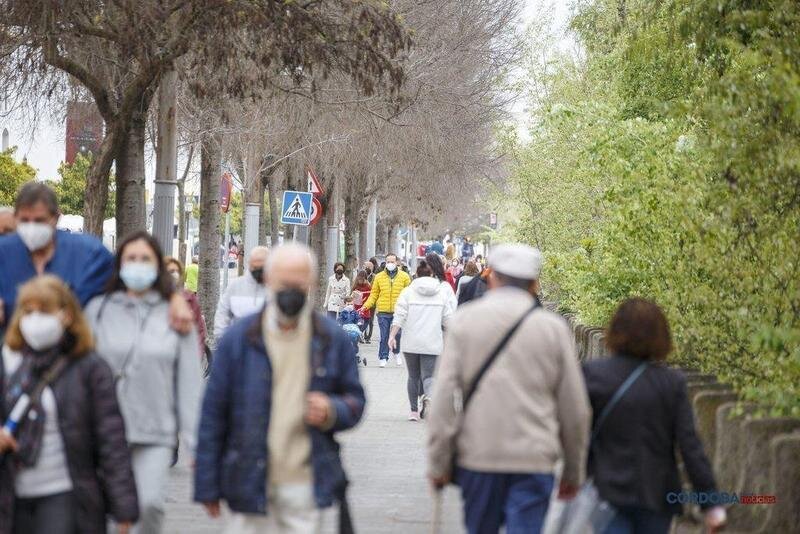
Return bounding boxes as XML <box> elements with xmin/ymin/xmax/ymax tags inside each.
<box><xmin>220</xmin><ymin>172</ymin><xmax>234</xmax><ymax>213</ymax></box>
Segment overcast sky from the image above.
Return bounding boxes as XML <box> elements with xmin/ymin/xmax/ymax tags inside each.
<box><xmin>1</xmin><ymin>0</ymin><xmax>574</xmax><ymax>184</ymax></box>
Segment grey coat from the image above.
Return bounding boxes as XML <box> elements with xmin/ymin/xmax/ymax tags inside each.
<box><xmin>85</xmin><ymin>291</ymin><xmax>203</xmax><ymax>453</ymax></box>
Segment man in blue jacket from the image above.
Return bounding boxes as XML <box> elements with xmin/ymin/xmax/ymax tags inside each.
<box><xmin>0</xmin><ymin>182</ymin><xmax>194</xmax><ymax>336</ymax></box>
<box><xmin>0</xmin><ymin>182</ymin><xmax>113</xmax><ymax>330</ymax></box>
<box><xmin>195</xmin><ymin>243</ymin><xmax>366</xmax><ymax>532</ymax></box>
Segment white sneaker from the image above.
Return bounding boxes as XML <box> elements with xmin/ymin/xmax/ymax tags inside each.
<box><xmin>408</xmin><ymin>411</ymin><xmax>420</xmax><ymax>422</ymax></box>
<box><xmin>379</xmin><ymin>360</ymin><xmax>387</xmax><ymax>368</ymax></box>
<box><xmin>395</xmin><ymin>354</ymin><xmax>404</xmax><ymax>366</ymax></box>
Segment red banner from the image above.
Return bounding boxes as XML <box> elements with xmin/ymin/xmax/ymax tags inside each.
<box><xmin>220</xmin><ymin>172</ymin><xmax>234</xmax><ymax>213</ymax></box>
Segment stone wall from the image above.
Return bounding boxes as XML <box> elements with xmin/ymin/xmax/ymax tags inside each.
<box><xmin>548</xmin><ymin>302</ymin><xmax>800</xmax><ymax>533</ymax></box>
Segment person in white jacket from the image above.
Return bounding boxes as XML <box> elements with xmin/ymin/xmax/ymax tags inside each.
<box><xmin>213</xmin><ymin>246</ymin><xmax>268</xmax><ymax>342</ymax></box>
<box><xmin>388</xmin><ymin>259</ymin><xmax>455</xmax><ymax>421</ymax></box>
<box><xmin>324</xmin><ymin>262</ymin><xmax>351</xmax><ymax>319</ymax></box>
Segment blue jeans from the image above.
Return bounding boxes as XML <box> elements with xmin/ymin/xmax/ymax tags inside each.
<box><xmin>377</xmin><ymin>313</ymin><xmax>400</xmax><ymax>360</ymax></box>
<box><xmin>602</xmin><ymin>506</ymin><xmax>673</xmax><ymax>534</ymax></box>
<box><xmin>456</xmin><ymin>468</ymin><xmax>554</xmax><ymax>534</ymax></box>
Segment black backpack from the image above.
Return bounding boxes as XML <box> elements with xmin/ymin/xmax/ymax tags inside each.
<box><xmin>457</xmin><ymin>276</ymin><xmax>487</xmax><ymax>306</ymax></box>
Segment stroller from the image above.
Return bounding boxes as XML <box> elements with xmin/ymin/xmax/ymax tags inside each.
<box><xmin>338</xmin><ymin>305</ymin><xmax>367</xmax><ymax>367</ymax></box>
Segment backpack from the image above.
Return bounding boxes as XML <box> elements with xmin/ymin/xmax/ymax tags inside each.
<box><xmin>457</xmin><ymin>276</ymin><xmax>487</xmax><ymax>306</ymax></box>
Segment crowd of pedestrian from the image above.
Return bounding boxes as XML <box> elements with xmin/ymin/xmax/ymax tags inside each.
<box><xmin>0</xmin><ymin>181</ymin><xmax>727</xmax><ymax>534</ymax></box>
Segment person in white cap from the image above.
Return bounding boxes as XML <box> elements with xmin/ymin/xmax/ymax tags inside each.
<box><xmin>426</xmin><ymin>243</ymin><xmax>591</xmax><ymax>534</ymax></box>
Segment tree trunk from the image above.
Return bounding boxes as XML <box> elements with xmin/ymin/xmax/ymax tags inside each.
<box><xmin>198</xmin><ymin>131</ymin><xmax>222</xmax><ymax>341</ymax></box>
<box><xmin>376</xmin><ymin>216</ymin><xmax>388</xmax><ymax>255</ymax></box>
<box><xmin>359</xmin><ymin>217</ymin><xmax>369</xmax><ymax>264</ymax></box>
<box><xmin>258</xmin><ymin>186</ymin><xmax>269</xmax><ymax>246</ymax></box>
<box><xmin>343</xmin><ymin>186</ymin><xmax>359</xmax><ymax>272</ymax></box>
<box><xmin>115</xmin><ymin>110</ymin><xmax>148</xmax><ymax>239</ymax></box>
<box><xmin>83</xmin><ymin>122</ymin><xmax>121</xmax><ymax>235</ymax></box>
<box><xmin>388</xmin><ymin>222</ymin><xmax>399</xmax><ymax>257</ymax></box>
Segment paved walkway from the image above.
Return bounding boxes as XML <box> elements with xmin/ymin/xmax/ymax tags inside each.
<box><xmin>164</xmin><ymin>339</ymin><xmax>465</xmax><ymax>533</ymax></box>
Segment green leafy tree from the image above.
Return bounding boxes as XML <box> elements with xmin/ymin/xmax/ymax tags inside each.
<box><xmin>0</xmin><ymin>148</ymin><xmax>36</xmax><ymax>206</ymax></box>
<box><xmin>506</xmin><ymin>0</ymin><xmax>800</xmax><ymax>416</ymax></box>
<box><xmin>50</xmin><ymin>155</ymin><xmax>115</xmax><ymax>218</ymax></box>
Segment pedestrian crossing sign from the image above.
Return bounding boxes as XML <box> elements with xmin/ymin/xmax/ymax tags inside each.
<box><xmin>281</xmin><ymin>190</ymin><xmax>314</xmax><ymax>226</ymax></box>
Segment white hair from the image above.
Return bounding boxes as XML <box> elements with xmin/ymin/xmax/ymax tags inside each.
<box><xmin>265</xmin><ymin>243</ymin><xmax>318</xmax><ymax>280</ymax></box>
<box><xmin>247</xmin><ymin>246</ymin><xmax>269</xmax><ymax>266</ymax></box>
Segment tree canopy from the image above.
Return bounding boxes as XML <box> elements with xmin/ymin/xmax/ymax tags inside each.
<box><xmin>505</xmin><ymin>0</ymin><xmax>800</xmax><ymax>416</ymax></box>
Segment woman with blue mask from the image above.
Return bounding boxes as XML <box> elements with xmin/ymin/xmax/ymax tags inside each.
<box><xmin>84</xmin><ymin>231</ymin><xmax>203</xmax><ymax>534</ymax></box>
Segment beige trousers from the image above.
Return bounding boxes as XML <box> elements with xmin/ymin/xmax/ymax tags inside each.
<box><xmin>224</xmin><ymin>483</ymin><xmax>324</xmax><ymax>534</ymax></box>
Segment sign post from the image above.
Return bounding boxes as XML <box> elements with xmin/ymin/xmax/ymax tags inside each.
<box><xmin>220</xmin><ymin>172</ymin><xmax>234</xmax><ymax>290</ymax></box>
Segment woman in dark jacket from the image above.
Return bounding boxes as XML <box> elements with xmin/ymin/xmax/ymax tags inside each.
<box><xmin>582</xmin><ymin>298</ymin><xmax>725</xmax><ymax>534</ymax></box>
<box><xmin>0</xmin><ymin>275</ymin><xmax>138</xmax><ymax>534</ymax></box>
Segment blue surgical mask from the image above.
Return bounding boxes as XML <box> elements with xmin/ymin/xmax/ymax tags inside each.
<box><xmin>120</xmin><ymin>262</ymin><xmax>158</xmax><ymax>292</ymax></box>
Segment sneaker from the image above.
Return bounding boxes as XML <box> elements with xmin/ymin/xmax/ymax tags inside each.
<box><xmin>379</xmin><ymin>360</ymin><xmax>387</xmax><ymax>368</ymax></box>
<box><xmin>408</xmin><ymin>411</ymin><xmax>420</xmax><ymax>422</ymax></box>
<box><xmin>420</xmin><ymin>396</ymin><xmax>431</xmax><ymax>419</ymax></box>
<box><xmin>395</xmin><ymin>354</ymin><xmax>404</xmax><ymax>367</ymax></box>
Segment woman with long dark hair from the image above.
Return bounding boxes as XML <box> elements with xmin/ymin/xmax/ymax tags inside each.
<box><xmin>425</xmin><ymin>253</ymin><xmax>458</xmax><ymax>307</ymax></box>
<box><xmin>84</xmin><ymin>231</ymin><xmax>203</xmax><ymax>534</ymax></box>
<box><xmin>388</xmin><ymin>260</ymin><xmax>454</xmax><ymax>420</ymax></box>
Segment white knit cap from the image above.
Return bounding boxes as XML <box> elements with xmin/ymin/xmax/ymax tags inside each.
<box><xmin>489</xmin><ymin>243</ymin><xmax>543</xmax><ymax>280</ymax></box>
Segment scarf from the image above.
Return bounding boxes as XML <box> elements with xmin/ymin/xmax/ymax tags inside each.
<box><xmin>3</xmin><ymin>337</ymin><xmax>71</xmax><ymax>467</ymax></box>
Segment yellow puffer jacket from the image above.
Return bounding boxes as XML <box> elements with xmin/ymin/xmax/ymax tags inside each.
<box><xmin>363</xmin><ymin>269</ymin><xmax>412</xmax><ymax>313</ymax></box>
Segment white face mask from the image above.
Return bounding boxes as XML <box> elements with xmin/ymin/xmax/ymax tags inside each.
<box><xmin>120</xmin><ymin>262</ymin><xmax>159</xmax><ymax>292</ymax></box>
<box><xmin>385</xmin><ymin>262</ymin><xmax>397</xmax><ymax>272</ymax></box>
<box><xmin>17</xmin><ymin>222</ymin><xmax>55</xmax><ymax>252</ymax></box>
<box><xmin>20</xmin><ymin>311</ymin><xmax>65</xmax><ymax>351</ymax></box>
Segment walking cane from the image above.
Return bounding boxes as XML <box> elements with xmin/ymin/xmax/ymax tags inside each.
<box><xmin>430</xmin><ymin>488</ymin><xmax>443</xmax><ymax>534</ymax></box>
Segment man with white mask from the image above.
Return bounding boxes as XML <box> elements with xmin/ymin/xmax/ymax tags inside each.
<box><xmin>0</xmin><ymin>182</ymin><xmax>193</xmax><ymax>337</ymax></box>
<box><xmin>362</xmin><ymin>252</ymin><xmax>412</xmax><ymax>367</ymax></box>
<box><xmin>213</xmin><ymin>245</ymin><xmax>269</xmax><ymax>341</ymax></box>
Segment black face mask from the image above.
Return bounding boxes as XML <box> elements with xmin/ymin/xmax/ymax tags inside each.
<box><xmin>335</xmin><ymin>270</ymin><xmax>344</xmax><ymax>278</ymax></box>
<box><xmin>250</xmin><ymin>268</ymin><xmax>264</xmax><ymax>284</ymax></box>
<box><xmin>276</xmin><ymin>288</ymin><xmax>306</xmax><ymax>317</ymax></box>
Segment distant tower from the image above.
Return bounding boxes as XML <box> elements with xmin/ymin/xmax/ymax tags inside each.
<box><xmin>65</xmin><ymin>101</ymin><xmax>103</xmax><ymax>163</ymax></box>
<box><xmin>1</xmin><ymin>91</ymin><xmax>8</xmax><ymax>151</ymax></box>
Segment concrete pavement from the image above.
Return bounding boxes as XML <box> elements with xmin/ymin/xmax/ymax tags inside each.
<box><xmin>164</xmin><ymin>337</ymin><xmax>465</xmax><ymax>533</ymax></box>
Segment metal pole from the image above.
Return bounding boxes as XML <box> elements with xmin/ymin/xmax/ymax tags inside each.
<box><xmin>410</xmin><ymin>225</ymin><xmax>419</xmax><ymax>271</ymax></box>
<box><xmin>152</xmin><ymin>69</ymin><xmax>178</xmax><ymax>256</ymax></box>
<box><xmin>326</xmin><ymin>224</ymin><xmax>338</xmax><ymax>275</ymax></box>
<box><xmin>223</xmin><ymin>210</ymin><xmax>231</xmax><ymax>290</ymax></box>
<box><xmin>366</xmin><ymin>197</ymin><xmax>377</xmax><ymax>258</ymax></box>
<box><xmin>243</xmin><ymin>202</ymin><xmax>259</xmax><ymax>263</ymax></box>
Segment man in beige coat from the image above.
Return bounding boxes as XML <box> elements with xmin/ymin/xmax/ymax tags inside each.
<box><xmin>427</xmin><ymin>243</ymin><xmax>591</xmax><ymax>534</ymax></box>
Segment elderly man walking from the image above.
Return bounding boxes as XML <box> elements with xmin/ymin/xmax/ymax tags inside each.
<box><xmin>427</xmin><ymin>243</ymin><xmax>591</xmax><ymax>534</ymax></box>
<box><xmin>213</xmin><ymin>245</ymin><xmax>269</xmax><ymax>341</ymax></box>
<box><xmin>194</xmin><ymin>244</ymin><xmax>366</xmax><ymax>533</ymax></box>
